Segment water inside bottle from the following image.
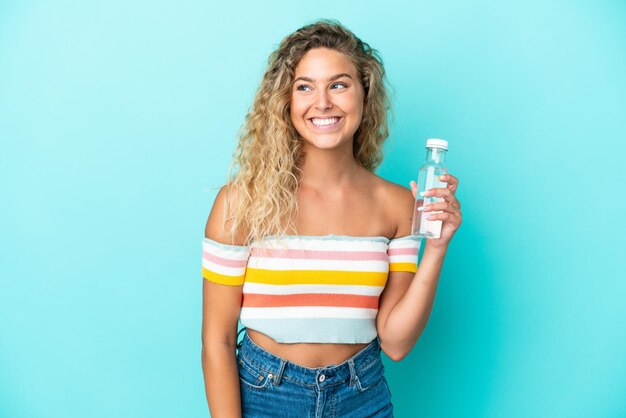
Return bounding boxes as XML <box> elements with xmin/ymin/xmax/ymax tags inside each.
<box><xmin>411</xmin><ymin>167</ymin><xmax>448</xmax><ymax>238</ymax></box>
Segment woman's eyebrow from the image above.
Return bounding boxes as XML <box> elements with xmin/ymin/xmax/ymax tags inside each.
<box><xmin>293</xmin><ymin>73</ymin><xmax>353</xmax><ymax>83</ymax></box>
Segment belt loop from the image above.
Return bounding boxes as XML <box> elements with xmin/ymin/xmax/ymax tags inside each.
<box><xmin>273</xmin><ymin>359</ymin><xmax>287</xmax><ymax>386</ymax></box>
<box><xmin>348</xmin><ymin>359</ymin><xmax>357</xmax><ymax>387</ymax></box>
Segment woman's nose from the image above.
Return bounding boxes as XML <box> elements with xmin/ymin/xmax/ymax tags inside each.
<box><xmin>314</xmin><ymin>90</ymin><xmax>333</xmax><ymax>111</ymax></box>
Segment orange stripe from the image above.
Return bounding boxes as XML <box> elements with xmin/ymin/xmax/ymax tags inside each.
<box><xmin>243</xmin><ymin>293</ymin><xmax>379</xmax><ymax>309</ymax></box>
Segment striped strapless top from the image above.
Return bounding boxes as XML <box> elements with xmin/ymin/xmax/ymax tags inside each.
<box><xmin>201</xmin><ymin>234</ymin><xmax>421</xmax><ymax>344</ymax></box>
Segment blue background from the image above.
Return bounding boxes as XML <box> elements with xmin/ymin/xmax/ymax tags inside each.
<box><xmin>1</xmin><ymin>1</ymin><xmax>625</xmax><ymax>417</ymax></box>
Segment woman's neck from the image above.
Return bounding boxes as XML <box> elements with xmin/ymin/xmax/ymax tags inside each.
<box><xmin>298</xmin><ymin>144</ymin><xmax>362</xmax><ymax>190</ymax></box>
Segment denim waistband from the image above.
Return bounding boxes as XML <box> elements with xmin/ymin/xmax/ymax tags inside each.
<box><xmin>237</xmin><ymin>329</ymin><xmax>382</xmax><ymax>389</ymax></box>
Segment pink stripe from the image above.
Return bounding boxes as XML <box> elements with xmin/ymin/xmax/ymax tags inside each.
<box><xmin>388</xmin><ymin>248</ymin><xmax>418</xmax><ymax>256</ymax></box>
<box><xmin>203</xmin><ymin>251</ymin><xmax>248</xmax><ymax>268</ymax></box>
<box><xmin>250</xmin><ymin>248</ymin><xmax>388</xmax><ymax>261</ymax></box>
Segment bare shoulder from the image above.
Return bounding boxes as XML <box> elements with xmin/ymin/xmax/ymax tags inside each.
<box><xmin>371</xmin><ymin>174</ymin><xmax>415</xmax><ymax>237</ymax></box>
<box><xmin>204</xmin><ymin>183</ymin><xmax>247</xmax><ymax>245</ymax></box>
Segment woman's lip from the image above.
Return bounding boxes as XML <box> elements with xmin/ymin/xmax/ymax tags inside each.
<box><xmin>306</xmin><ymin>117</ymin><xmax>344</xmax><ymax>131</ymax></box>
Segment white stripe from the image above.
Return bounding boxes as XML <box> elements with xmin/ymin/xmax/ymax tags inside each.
<box><xmin>247</xmin><ymin>258</ymin><xmax>388</xmax><ymax>272</ymax></box>
<box><xmin>242</xmin><ymin>282</ymin><xmax>384</xmax><ymax>296</ymax></box>
<box><xmin>240</xmin><ymin>306</ymin><xmax>378</xmax><ymax>319</ymax></box>
<box><xmin>251</xmin><ymin>238</ymin><xmax>388</xmax><ymax>252</ymax></box>
<box><xmin>389</xmin><ymin>255</ymin><xmax>418</xmax><ymax>263</ymax></box>
<box><xmin>388</xmin><ymin>239</ymin><xmax>421</xmax><ymax>250</ymax></box>
<box><xmin>202</xmin><ymin>260</ymin><xmax>245</xmax><ymax>277</ymax></box>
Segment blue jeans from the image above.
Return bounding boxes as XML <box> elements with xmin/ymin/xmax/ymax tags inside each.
<box><xmin>236</xmin><ymin>329</ymin><xmax>394</xmax><ymax>418</ymax></box>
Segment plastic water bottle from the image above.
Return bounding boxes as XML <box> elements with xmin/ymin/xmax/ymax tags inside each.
<box><xmin>411</xmin><ymin>138</ymin><xmax>448</xmax><ymax>239</ymax></box>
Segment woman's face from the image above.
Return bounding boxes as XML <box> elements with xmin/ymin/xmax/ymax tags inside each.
<box><xmin>290</xmin><ymin>47</ymin><xmax>365</xmax><ymax>152</ymax></box>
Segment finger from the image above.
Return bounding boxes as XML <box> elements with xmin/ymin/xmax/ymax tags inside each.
<box><xmin>439</xmin><ymin>173</ymin><xmax>459</xmax><ymax>185</ymax></box>
<box><xmin>419</xmin><ymin>201</ymin><xmax>461</xmax><ymax>214</ymax></box>
<box><xmin>421</xmin><ymin>187</ymin><xmax>452</xmax><ymax>199</ymax></box>
<box><xmin>447</xmin><ymin>195</ymin><xmax>462</xmax><ymax>210</ymax></box>
<box><xmin>409</xmin><ymin>180</ymin><xmax>417</xmax><ymax>199</ymax></box>
<box><xmin>422</xmin><ymin>187</ymin><xmax>461</xmax><ymax>208</ymax></box>
<box><xmin>425</xmin><ymin>211</ymin><xmax>462</xmax><ymax>227</ymax></box>
<box><xmin>439</xmin><ymin>173</ymin><xmax>459</xmax><ymax>192</ymax></box>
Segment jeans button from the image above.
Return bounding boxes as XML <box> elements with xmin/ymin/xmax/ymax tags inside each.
<box><xmin>319</xmin><ymin>374</ymin><xmax>325</xmax><ymax>382</ymax></box>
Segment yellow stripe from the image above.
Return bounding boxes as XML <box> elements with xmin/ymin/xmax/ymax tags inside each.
<box><xmin>245</xmin><ymin>268</ymin><xmax>388</xmax><ymax>286</ymax></box>
<box><xmin>389</xmin><ymin>262</ymin><xmax>417</xmax><ymax>273</ymax></box>
<box><xmin>202</xmin><ymin>268</ymin><xmax>244</xmax><ymax>286</ymax></box>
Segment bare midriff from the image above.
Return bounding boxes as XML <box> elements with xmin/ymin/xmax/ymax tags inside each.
<box><xmin>246</xmin><ymin>328</ymin><xmax>370</xmax><ymax>368</ymax></box>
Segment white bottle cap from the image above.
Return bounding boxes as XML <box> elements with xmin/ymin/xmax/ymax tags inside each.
<box><xmin>426</xmin><ymin>138</ymin><xmax>448</xmax><ymax>150</ymax></box>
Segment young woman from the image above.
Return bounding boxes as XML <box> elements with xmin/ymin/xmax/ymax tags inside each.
<box><xmin>201</xmin><ymin>19</ymin><xmax>462</xmax><ymax>417</ymax></box>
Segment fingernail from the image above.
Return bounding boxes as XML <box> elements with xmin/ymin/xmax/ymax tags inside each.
<box><xmin>419</xmin><ymin>191</ymin><xmax>427</xmax><ymax>196</ymax></box>
<box><xmin>438</xmin><ymin>175</ymin><xmax>446</xmax><ymax>181</ymax></box>
<box><xmin>417</xmin><ymin>206</ymin><xmax>424</xmax><ymax>211</ymax></box>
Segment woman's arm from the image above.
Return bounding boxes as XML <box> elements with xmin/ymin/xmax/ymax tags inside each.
<box><xmin>201</xmin><ymin>185</ymin><xmax>245</xmax><ymax>417</ymax></box>
<box><xmin>201</xmin><ymin>280</ymin><xmax>243</xmax><ymax>417</ymax></box>
<box><xmin>377</xmin><ymin>243</ymin><xmax>447</xmax><ymax>361</ymax></box>
<box><xmin>377</xmin><ymin>174</ymin><xmax>462</xmax><ymax>361</ymax></box>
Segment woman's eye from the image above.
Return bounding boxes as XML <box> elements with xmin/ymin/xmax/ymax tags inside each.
<box><xmin>295</xmin><ymin>83</ymin><xmax>347</xmax><ymax>91</ymax></box>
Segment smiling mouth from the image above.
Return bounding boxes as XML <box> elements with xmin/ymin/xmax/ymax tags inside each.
<box><xmin>308</xmin><ymin>117</ymin><xmax>343</xmax><ymax>129</ymax></box>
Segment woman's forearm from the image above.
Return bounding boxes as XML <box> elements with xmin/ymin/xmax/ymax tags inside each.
<box><xmin>202</xmin><ymin>343</ymin><xmax>242</xmax><ymax>418</ymax></box>
<box><xmin>380</xmin><ymin>242</ymin><xmax>447</xmax><ymax>360</ymax></box>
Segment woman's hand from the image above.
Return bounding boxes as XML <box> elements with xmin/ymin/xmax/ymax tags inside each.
<box><xmin>409</xmin><ymin>173</ymin><xmax>462</xmax><ymax>250</ymax></box>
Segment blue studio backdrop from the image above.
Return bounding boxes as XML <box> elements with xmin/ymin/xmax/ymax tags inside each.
<box><xmin>1</xmin><ymin>1</ymin><xmax>625</xmax><ymax>417</ymax></box>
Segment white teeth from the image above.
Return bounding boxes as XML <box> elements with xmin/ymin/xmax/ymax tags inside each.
<box><xmin>311</xmin><ymin>117</ymin><xmax>340</xmax><ymax>126</ymax></box>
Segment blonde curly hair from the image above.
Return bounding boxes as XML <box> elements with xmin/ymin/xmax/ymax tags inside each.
<box><xmin>224</xmin><ymin>19</ymin><xmax>391</xmax><ymax>245</ymax></box>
